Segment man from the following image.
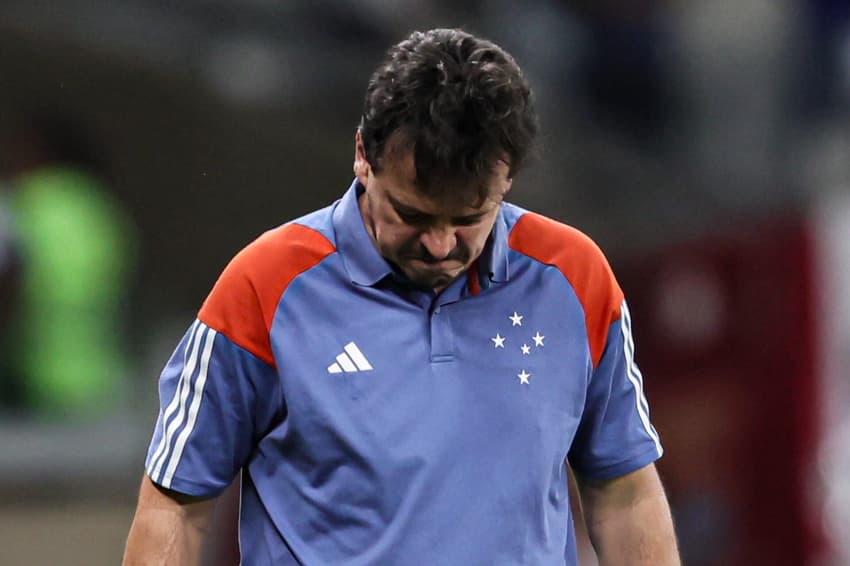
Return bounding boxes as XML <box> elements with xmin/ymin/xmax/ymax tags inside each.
<box><xmin>124</xmin><ymin>28</ymin><xmax>679</xmax><ymax>565</ymax></box>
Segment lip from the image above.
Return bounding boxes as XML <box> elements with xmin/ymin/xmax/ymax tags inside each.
<box><xmin>408</xmin><ymin>258</ymin><xmax>463</xmax><ymax>270</ymax></box>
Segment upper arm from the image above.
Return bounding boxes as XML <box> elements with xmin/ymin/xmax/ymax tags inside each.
<box><xmin>568</xmin><ymin>300</ymin><xmax>663</xmax><ymax>480</ymax></box>
<box><xmin>146</xmin><ymin>228</ymin><xmax>329</xmax><ymax>495</ymax></box>
<box><xmin>144</xmin><ymin>321</ymin><xmax>281</xmax><ymax>496</ymax></box>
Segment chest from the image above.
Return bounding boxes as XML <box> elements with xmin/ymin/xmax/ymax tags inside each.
<box><xmin>269</xmin><ymin>268</ymin><xmax>592</xmax><ymax>457</ymax></box>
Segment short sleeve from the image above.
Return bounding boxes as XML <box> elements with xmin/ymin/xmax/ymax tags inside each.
<box><xmin>144</xmin><ymin>319</ymin><xmax>282</xmax><ymax>497</ymax></box>
<box><xmin>568</xmin><ymin>300</ymin><xmax>663</xmax><ymax>480</ymax></box>
<box><xmin>143</xmin><ymin>224</ymin><xmax>334</xmax><ymax>496</ymax></box>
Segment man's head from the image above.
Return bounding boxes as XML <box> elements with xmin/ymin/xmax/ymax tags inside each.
<box><xmin>354</xmin><ymin>28</ymin><xmax>538</xmax><ymax>291</ymax></box>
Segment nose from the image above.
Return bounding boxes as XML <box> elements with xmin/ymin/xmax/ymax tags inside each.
<box><xmin>419</xmin><ymin>225</ymin><xmax>457</xmax><ymax>260</ymax></box>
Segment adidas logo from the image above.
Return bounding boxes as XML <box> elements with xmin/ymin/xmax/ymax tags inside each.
<box><xmin>327</xmin><ymin>342</ymin><xmax>373</xmax><ymax>374</ymax></box>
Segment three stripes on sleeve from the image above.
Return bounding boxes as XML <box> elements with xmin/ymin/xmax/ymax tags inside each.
<box><xmin>147</xmin><ymin>320</ymin><xmax>217</xmax><ymax>489</ymax></box>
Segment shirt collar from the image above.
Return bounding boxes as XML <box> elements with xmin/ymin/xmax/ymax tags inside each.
<box><xmin>333</xmin><ymin>179</ymin><xmax>394</xmax><ymax>286</ymax></box>
<box><xmin>481</xmin><ymin>207</ymin><xmax>509</xmax><ymax>287</ymax></box>
<box><xmin>332</xmin><ymin>178</ymin><xmax>511</xmax><ymax>288</ymax></box>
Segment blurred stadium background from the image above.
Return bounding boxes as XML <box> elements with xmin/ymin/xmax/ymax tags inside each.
<box><xmin>0</xmin><ymin>1</ymin><xmax>848</xmax><ymax>564</ymax></box>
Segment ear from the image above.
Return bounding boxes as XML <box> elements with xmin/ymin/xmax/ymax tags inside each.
<box><xmin>353</xmin><ymin>130</ymin><xmax>371</xmax><ymax>185</ymax></box>
<box><xmin>490</xmin><ymin>158</ymin><xmax>513</xmax><ymax>200</ymax></box>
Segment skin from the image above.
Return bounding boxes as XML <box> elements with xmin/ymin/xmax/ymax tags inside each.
<box><xmin>123</xmin><ymin>132</ymin><xmax>680</xmax><ymax>565</ymax></box>
<box><xmin>123</xmin><ymin>476</ymin><xmax>214</xmax><ymax>566</ymax></box>
<box><xmin>123</xmin><ymin>463</ymin><xmax>679</xmax><ymax>566</ymax></box>
<box><xmin>576</xmin><ymin>463</ymin><xmax>681</xmax><ymax>565</ymax></box>
<box><xmin>353</xmin><ymin>131</ymin><xmax>512</xmax><ymax>292</ymax></box>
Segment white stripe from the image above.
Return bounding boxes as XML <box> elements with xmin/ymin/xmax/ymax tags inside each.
<box><xmin>620</xmin><ymin>301</ymin><xmax>663</xmax><ymax>456</ymax></box>
<box><xmin>162</xmin><ymin>326</ymin><xmax>217</xmax><ymax>488</ymax></box>
<box><xmin>150</xmin><ymin>322</ymin><xmax>204</xmax><ymax>481</ymax></box>
<box><xmin>344</xmin><ymin>342</ymin><xmax>373</xmax><ymax>371</ymax></box>
<box><xmin>621</xmin><ymin>315</ymin><xmax>651</xmax><ymax>416</ymax></box>
<box><xmin>336</xmin><ymin>352</ymin><xmax>357</xmax><ymax>373</ymax></box>
<box><xmin>622</xmin><ymin>304</ymin><xmax>653</xmax><ymax>418</ymax></box>
<box><xmin>148</xmin><ymin>320</ymin><xmax>203</xmax><ymax>480</ymax></box>
<box><xmin>328</xmin><ymin>363</ymin><xmax>342</xmax><ymax>374</ymax></box>
<box><xmin>147</xmin><ymin>320</ymin><xmax>200</xmax><ymax>476</ymax></box>
<box><xmin>236</xmin><ymin>472</ymin><xmax>244</xmax><ymax>558</ymax></box>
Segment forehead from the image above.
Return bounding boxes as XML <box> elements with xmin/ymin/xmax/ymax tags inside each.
<box><xmin>376</xmin><ymin>148</ymin><xmax>509</xmax><ymax>215</ymax></box>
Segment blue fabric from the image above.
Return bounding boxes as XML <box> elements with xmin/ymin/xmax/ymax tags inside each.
<box><xmin>145</xmin><ymin>182</ymin><xmax>662</xmax><ymax>565</ymax></box>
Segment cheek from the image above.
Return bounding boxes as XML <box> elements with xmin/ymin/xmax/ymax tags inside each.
<box><xmin>456</xmin><ymin>226</ymin><xmax>490</xmax><ymax>253</ymax></box>
<box><xmin>374</xmin><ymin>217</ymin><xmax>418</xmax><ymax>250</ymax></box>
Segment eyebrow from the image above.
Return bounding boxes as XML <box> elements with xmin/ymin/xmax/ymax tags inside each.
<box><xmin>386</xmin><ymin>193</ymin><xmax>488</xmax><ymax>223</ymax></box>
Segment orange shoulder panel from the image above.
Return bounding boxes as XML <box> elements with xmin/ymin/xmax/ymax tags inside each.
<box><xmin>507</xmin><ymin>212</ymin><xmax>624</xmax><ymax>368</ymax></box>
<box><xmin>198</xmin><ymin>223</ymin><xmax>336</xmax><ymax>367</ymax></box>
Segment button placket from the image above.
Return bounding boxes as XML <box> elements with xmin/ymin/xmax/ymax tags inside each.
<box><xmin>429</xmin><ymin>304</ymin><xmax>454</xmax><ymax>363</ymax></box>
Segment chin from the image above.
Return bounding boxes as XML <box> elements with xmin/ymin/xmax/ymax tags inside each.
<box><xmin>407</xmin><ymin>269</ymin><xmax>461</xmax><ymax>290</ymax></box>
<box><xmin>395</xmin><ymin>257</ymin><xmax>467</xmax><ymax>289</ymax></box>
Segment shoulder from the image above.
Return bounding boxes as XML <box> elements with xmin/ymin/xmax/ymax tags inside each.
<box><xmin>216</xmin><ymin>221</ymin><xmax>337</xmax><ymax>295</ymax></box>
<box><xmin>507</xmin><ymin>209</ymin><xmax>616</xmax><ymax>288</ymax></box>
<box><xmin>505</xmin><ymin>206</ymin><xmax>624</xmax><ymax>367</ymax></box>
<box><xmin>198</xmin><ymin>220</ymin><xmax>336</xmax><ymax>367</ymax></box>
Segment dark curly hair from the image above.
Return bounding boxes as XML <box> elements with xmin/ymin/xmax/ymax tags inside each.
<box><xmin>359</xmin><ymin>28</ymin><xmax>538</xmax><ymax>203</ymax></box>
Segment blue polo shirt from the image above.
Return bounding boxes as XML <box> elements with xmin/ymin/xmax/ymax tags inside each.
<box><xmin>145</xmin><ymin>180</ymin><xmax>662</xmax><ymax>565</ymax></box>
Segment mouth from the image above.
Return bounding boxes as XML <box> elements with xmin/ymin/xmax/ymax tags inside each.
<box><xmin>407</xmin><ymin>258</ymin><xmax>464</xmax><ymax>271</ymax></box>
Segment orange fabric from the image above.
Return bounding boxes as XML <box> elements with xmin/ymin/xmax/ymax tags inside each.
<box><xmin>198</xmin><ymin>224</ymin><xmax>336</xmax><ymax>367</ymax></box>
<box><xmin>467</xmin><ymin>258</ymin><xmax>481</xmax><ymax>296</ymax></box>
<box><xmin>507</xmin><ymin>213</ymin><xmax>624</xmax><ymax>368</ymax></box>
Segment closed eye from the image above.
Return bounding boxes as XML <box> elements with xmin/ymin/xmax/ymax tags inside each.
<box><xmin>398</xmin><ymin>211</ymin><xmax>484</xmax><ymax>227</ymax></box>
<box><xmin>388</xmin><ymin>193</ymin><xmax>488</xmax><ymax>227</ymax></box>
<box><xmin>397</xmin><ymin>210</ymin><xmax>431</xmax><ymax>225</ymax></box>
<box><xmin>451</xmin><ymin>215</ymin><xmax>485</xmax><ymax>227</ymax></box>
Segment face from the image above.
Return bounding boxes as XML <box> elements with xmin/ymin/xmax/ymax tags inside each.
<box><xmin>354</xmin><ymin>132</ymin><xmax>512</xmax><ymax>292</ymax></box>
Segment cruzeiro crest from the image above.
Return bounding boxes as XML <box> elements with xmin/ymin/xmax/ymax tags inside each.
<box><xmin>490</xmin><ymin>311</ymin><xmax>545</xmax><ymax>385</ymax></box>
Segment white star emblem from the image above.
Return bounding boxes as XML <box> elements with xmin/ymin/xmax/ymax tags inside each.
<box><xmin>492</xmin><ymin>333</ymin><xmax>506</xmax><ymax>348</ymax></box>
<box><xmin>517</xmin><ymin>369</ymin><xmax>531</xmax><ymax>384</ymax></box>
<box><xmin>520</xmin><ymin>343</ymin><xmax>531</xmax><ymax>355</ymax></box>
<box><xmin>532</xmin><ymin>332</ymin><xmax>545</xmax><ymax>347</ymax></box>
<box><xmin>509</xmin><ymin>312</ymin><xmax>523</xmax><ymax>326</ymax></box>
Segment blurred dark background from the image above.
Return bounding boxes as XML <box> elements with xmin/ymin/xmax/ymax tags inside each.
<box><xmin>1</xmin><ymin>1</ymin><xmax>849</xmax><ymax>564</ymax></box>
